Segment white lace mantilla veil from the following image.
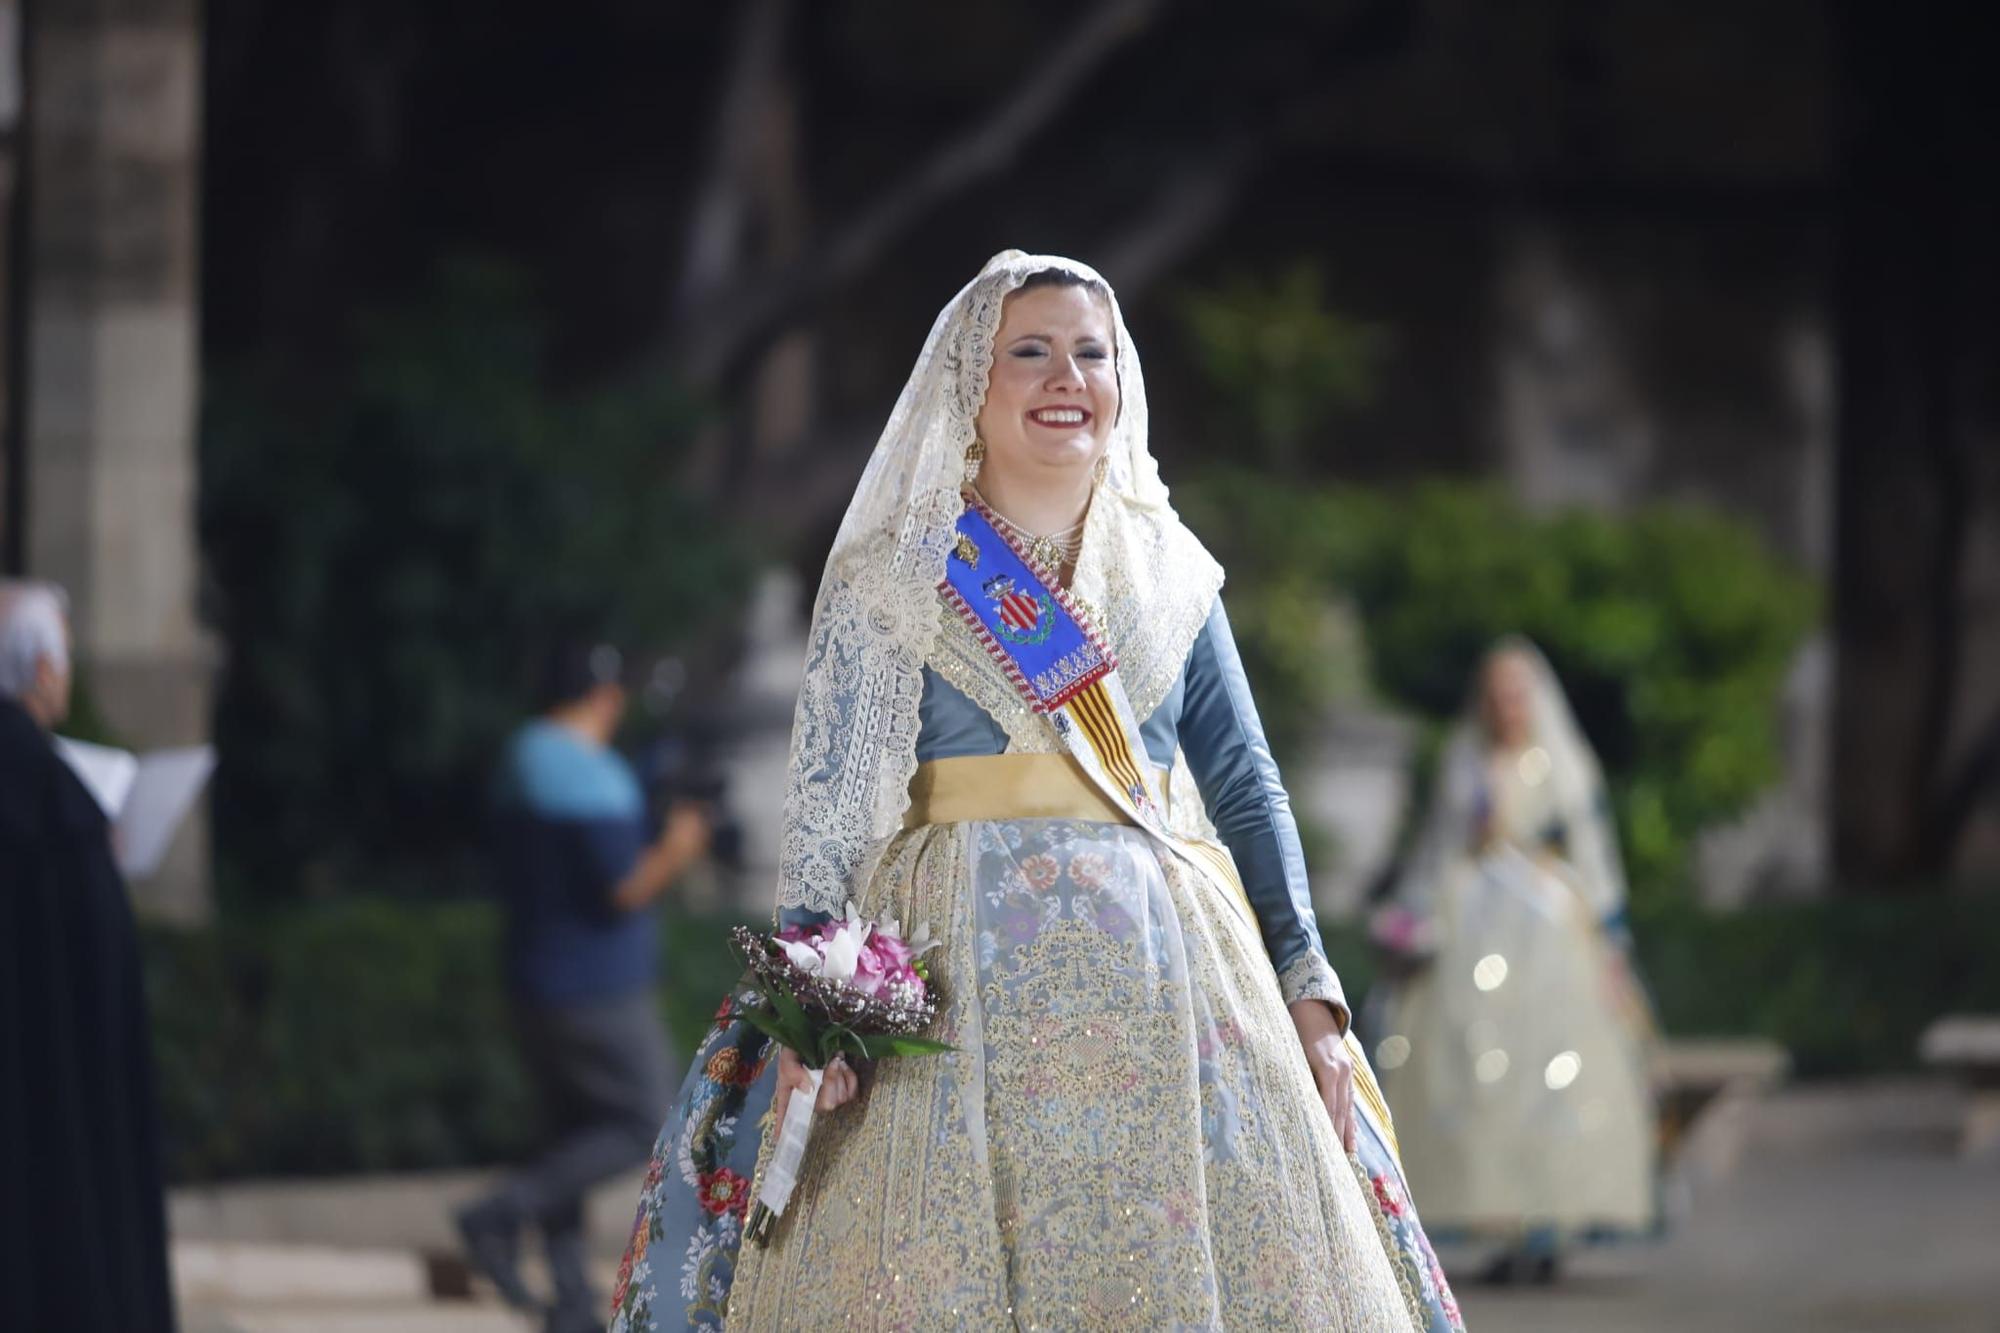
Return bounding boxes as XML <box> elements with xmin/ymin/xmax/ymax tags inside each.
<box><xmin>775</xmin><ymin>250</ymin><xmax>1225</xmax><ymax>917</ymax></box>
<box><xmin>1390</xmin><ymin>636</ymin><xmax>1629</xmax><ymax>921</ymax></box>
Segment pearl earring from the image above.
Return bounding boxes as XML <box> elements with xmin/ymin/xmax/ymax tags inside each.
<box><xmin>963</xmin><ymin>436</ymin><xmax>987</xmax><ymax>485</ymax></box>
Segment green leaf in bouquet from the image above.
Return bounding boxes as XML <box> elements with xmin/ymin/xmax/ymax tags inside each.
<box><xmin>735</xmin><ymin>1005</ymin><xmax>804</xmax><ymax>1054</ymax></box>
<box><xmin>817</xmin><ymin>1021</ymin><xmax>863</xmax><ymax>1069</ymax></box>
<box><xmin>739</xmin><ymin>987</ymin><xmax>815</xmax><ymax>1054</ymax></box>
<box><xmin>854</xmin><ymin>1034</ymin><xmax>956</xmax><ymax>1060</ymax></box>
<box><xmin>769</xmin><ymin>983</ymin><xmax>810</xmax><ymax>1033</ymax></box>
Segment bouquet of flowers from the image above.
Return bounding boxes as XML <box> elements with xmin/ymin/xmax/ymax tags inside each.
<box><xmin>731</xmin><ymin>903</ymin><xmax>951</xmax><ymax>1245</ymax></box>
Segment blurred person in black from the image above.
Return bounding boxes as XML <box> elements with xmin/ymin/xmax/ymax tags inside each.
<box><xmin>0</xmin><ymin>579</ymin><xmax>177</xmax><ymax>1332</ymax></box>
<box><xmin>457</xmin><ymin>639</ymin><xmax>711</xmax><ymax>1333</ymax></box>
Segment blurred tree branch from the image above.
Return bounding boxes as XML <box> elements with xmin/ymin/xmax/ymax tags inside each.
<box><xmin>673</xmin><ymin>0</ymin><xmax>793</xmax><ymax>322</ymax></box>
<box><xmin>1093</xmin><ymin>136</ymin><xmax>1265</xmax><ymax>298</ymax></box>
<box><xmin>665</xmin><ymin>0</ymin><xmax>1163</xmax><ymax>390</ymax></box>
<box><xmin>715</xmin><ymin>0</ymin><xmax>1424</xmax><ymax>539</ymax></box>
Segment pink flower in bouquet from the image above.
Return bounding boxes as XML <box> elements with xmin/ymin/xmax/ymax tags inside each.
<box><xmin>869</xmin><ymin>928</ymin><xmax>915</xmax><ymax>971</ymax></box>
<box><xmin>858</xmin><ymin>928</ymin><xmax>938</xmax><ymax>1000</ymax></box>
<box><xmin>770</xmin><ymin>905</ymin><xmax>941</xmax><ymax>1000</ymax></box>
<box><xmin>773</xmin><ymin>921</ymin><xmax>831</xmax><ymax>970</ymax></box>
<box><xmin>850</xmin><ymin>934</ymin><xmax>892</xmax><ymax>999</ymax></box>
<box><xmin>741</xmin><ymin>905</ymin><xmax>940</xmax><ymax>1019</ymax></box>
<box><xmin>776</xmin><ymin>920</ymin><xmax>843</xmax><ymax>978</ymax></box>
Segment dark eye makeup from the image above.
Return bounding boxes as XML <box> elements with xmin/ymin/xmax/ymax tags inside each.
<box><xmin>1007</xmin><ymin>338</ymin><xmax>1111</xmax><ymax>361</ymax></box>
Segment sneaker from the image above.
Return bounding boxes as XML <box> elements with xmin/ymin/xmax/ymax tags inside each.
<box><xmin>454</xmin><ymin>1199</ymin><xmax>536</xmax><ymax>1310</ymax></box>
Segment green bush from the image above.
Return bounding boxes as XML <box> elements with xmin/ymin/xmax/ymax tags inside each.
<box><xmin>143</xmin><ymin>900</ymin><xmax>754</xmax><ymax>1183</ymax></box>
<box><xmin>1621</xmin><ymin>893</ymin><xmax>2000</xmax><ymax>1078</ymax></box>
<box><xmin>1330</xmin><ymin>896</ymin><xmax>2000</xmax><ymax>1079</ymax></box>
<box><xmin>200</xmin><ymin>257</ymin><xmax>750</xmax><ymax>902</ymax></box>
<box><xmin>144</xmin><ymin>895</ymin><xmax>1999</xmax><ymax>1182</ymax></box>
<box><xmin>1181</xmin><ymin>472</ymin><xmax>1819</xmax><ymax>907</ymax></box>
<box><xmin>1173</xmin><ymin>264</ymin><xmax>1388</xmax><ymax>473</ymax></box>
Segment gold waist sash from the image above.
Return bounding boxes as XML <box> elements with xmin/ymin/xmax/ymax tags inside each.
<box><xmin>903</xmin><ymin>753</ymin><xmax>1157</xmax><ymax>829</ymax></box>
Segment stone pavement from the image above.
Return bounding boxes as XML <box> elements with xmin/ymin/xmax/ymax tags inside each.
<box><xmin>174</xmin><ymin>1237</ymin><xmax>541</xmax><ymax>1333</ymax></box>
<box><xmin>175</xmin><ymin>1082</ymin><xmax>2000</xmax><ymax>1332</ymax></box>
<box><xmin>1453</xmin><ymin>1081</ymin><xmax>2000</xmax><ymax>1333</ymax></box>
<box><xmin>173</xmin><ymin>1167</ymin><xmax>633</xmax><ymax>1333</ymax></box>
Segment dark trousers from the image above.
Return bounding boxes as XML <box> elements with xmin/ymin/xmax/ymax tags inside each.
<box><xmin>487</xmin><ymin>989</ymin><xmax>677</xmax><ymax>1310</ymax></box>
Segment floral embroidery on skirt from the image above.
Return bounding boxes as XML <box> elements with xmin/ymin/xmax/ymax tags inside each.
<box><xmin>612</xmin><ymin>817</ymin><xmax>1462</xmax><ymax>1332</ymax></box>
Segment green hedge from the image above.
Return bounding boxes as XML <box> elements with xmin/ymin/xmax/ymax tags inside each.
<box><xmin>1623</xmin><ymin>894</ymin><xmax>2000</xmax><ymax>1078</ymax></box>
<box><xmin>145</xmin><ymin>894</ymin><xmax>2000</xmax><ymax>1182</ymax></box>
<box><xmin>1180</xmin><ymin>472</ymin><xmax>1820</xmax><ymax>908</ymax></box>
<box><xmin>143</xmin><ymin>900</ymin><xmax>753</xmax><ymax>1183</ymax></box>
<box><xmin>1323</xmin><ymin>894</ymin><xmax>2000</xmax><ymax>1079</ymax></box>
<box><xmin>201</xmin><ymin>258</ymin><xmax>749</xmax><ymax>903</ymax></box>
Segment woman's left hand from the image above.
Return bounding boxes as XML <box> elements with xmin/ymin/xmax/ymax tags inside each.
<box><xmin>1288</xmin><ymin>998</ymin><xmax>1357</xmax><ymax>1153</ymax></box>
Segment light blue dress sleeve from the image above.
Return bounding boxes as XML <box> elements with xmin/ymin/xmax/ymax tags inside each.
<box><xmin>1175</xmin><ymin>600</ymin><xmax>1349</xmax><ymax>1021</ymax></box>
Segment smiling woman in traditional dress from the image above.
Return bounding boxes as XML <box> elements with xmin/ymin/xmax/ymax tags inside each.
<box><xmin>608</xmin><ymin>252</ymin><xmax>1465</xmax><ymax>1333</ymax></box>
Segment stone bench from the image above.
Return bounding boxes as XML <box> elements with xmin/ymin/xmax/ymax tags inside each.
<box><xmin>1652</xmin><ymin>1038</ymin><xmax>1791</xmax><ymax>1201</ymax></box>
<box><xmin>1919</xmin><ymin>1014</ymin><xmax>2000</xmax><ymax>1158</ymax></box>
<box><xmin>1655</xmin><ymin>1038</ymin><xmax>1790</xmax><ymax>1143</ymax></box>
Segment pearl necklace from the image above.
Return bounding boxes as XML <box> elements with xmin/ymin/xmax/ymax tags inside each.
<box><xmin>973</xmin><ymin>487</ymin><xmax>1086</xmax><ymax>573</ymax></box>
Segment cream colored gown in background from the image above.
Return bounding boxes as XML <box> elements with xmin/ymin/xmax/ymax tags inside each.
<box><xmin>1374</xmin><ymin>746</ymin><xmax>1657</xmax><ymax>1242</ymax></box>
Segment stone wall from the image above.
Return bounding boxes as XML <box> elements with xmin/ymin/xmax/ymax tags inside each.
<box><xmin>27</xmin><ymin>0</ymin><xmax>209</xmax><ymax>921</ymax></box>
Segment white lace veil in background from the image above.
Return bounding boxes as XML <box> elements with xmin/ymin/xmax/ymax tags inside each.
<box><xmin>1390</xmin><ymin>637</ymin><xmax>1628</xmax><ymax>922</ymax></box>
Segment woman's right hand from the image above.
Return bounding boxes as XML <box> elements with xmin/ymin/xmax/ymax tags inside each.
<box><xmin>773</xmin><ymin>1046</ymin><xmax>858</xmax><ymax>1132</ymax></box>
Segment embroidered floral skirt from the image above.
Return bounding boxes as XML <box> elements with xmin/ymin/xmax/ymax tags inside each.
<box><xmin>611</xmin><ymin>818</ymin><xmax>1461</xmax><ymax>1331</ymax></box>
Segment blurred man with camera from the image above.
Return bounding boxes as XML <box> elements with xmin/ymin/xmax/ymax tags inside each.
<box><xmin>458</xmin><ymin>639</ymin><xmax>710</xmax><ymax>1333</ymax></box>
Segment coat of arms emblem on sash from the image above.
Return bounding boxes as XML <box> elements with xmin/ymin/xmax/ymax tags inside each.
<box><xmin>982</xmin><ymin>574</ymin><xmax>1054</xmax><ymax>645</ymax></box>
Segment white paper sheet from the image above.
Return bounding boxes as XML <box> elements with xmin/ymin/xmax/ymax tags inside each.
<box><xmin>53</xmin><ymin>737</ymin><xmax>216</xmax><ymax>879</ymax></box>
<box><xmin>53</xmin><ymin>737</ymin><xmax>139</xmax><ymax>817</ymax></box>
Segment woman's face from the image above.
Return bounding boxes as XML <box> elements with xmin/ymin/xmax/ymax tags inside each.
<box><xmin>1480</xmin><ymin>651</ymin><xmax>1537</xmax><ymax>749</ymax></box>
<box><xmin>974</xmin><ymin>283</ymin><xmax>1119</xmax><ymax>487</ymax></box>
